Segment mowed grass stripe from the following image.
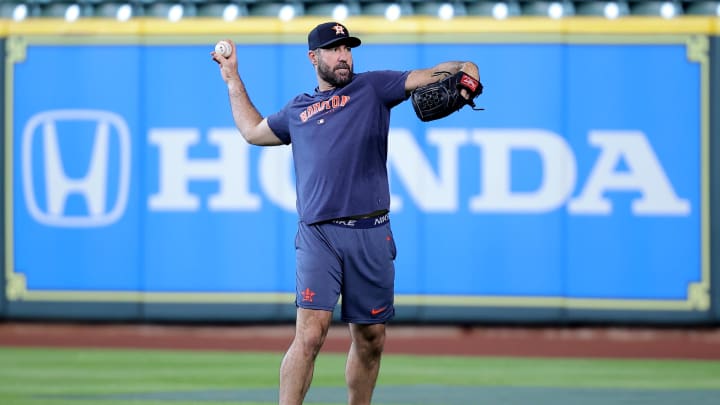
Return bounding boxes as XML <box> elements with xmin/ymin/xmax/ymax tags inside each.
<box><xmin>1</xmin><ymin>348</ymin><xmax>282</xmax><ymax>394</ymax></box>
<box><xmin>376</xmin><ymin>354</ymin><xmax>720</xmax><ymax>389</ymax></box>
<box><xmin>1</xmin><ymin>346</ymin><xmax>719</xmax><ymax>405</ymax></box>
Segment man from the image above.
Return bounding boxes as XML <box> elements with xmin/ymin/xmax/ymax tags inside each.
<box><xmin>212</xmin><ymin>21</ymin><xmax>480</xmax><ymax>405</ymax></box>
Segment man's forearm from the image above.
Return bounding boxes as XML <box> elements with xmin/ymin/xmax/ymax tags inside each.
<box><xmin>431</xmin><ymin>61</ymin><xmax>479</xmax><ymax>79</ymax></box>
<box><xmin>405</xmin><ymin>60</ymin><xmax>480</xmax><ymax>93</ymax></box>
<box><xmin>227</xmin><ymin>78</ymin><xmax>264</xmax><ymax>139</ymax></box>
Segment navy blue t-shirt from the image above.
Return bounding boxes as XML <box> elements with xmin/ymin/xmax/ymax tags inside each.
<box><xmin>267</xmin><ymin>70</ymin><xmax>410</xmax><ymax>224</ymax></box>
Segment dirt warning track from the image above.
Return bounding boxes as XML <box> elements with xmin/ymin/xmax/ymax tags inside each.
<box><xmin>1</xmin><ymin>322</ymin><xmax>719</xmax><ymax>360</ymax></box>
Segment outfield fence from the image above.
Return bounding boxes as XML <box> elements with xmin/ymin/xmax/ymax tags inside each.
<box><xmin>1</xmin><ymin>16</ymin><xmax>719</xmax><ymax>325</ymax></box>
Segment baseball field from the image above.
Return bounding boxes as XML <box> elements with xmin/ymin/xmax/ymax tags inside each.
<box><xmin>1</xmin><ymin>323</ymin><xmax>719</xmax><ymax>405</ymax></box>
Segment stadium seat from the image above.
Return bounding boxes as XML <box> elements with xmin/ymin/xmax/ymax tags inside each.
<box><xmin>522</xmin><ymin>1</ymin><xmax>576</xmax><ymax>17</ymax></box>
<box><xmin>630</xmin><ymin>0</ymin><xmax>684</xmax><ymax>17</ymax></box>
<box><xmin>413</xmin><ymin>2</ymin><xmax>468</xmax><ymax>18</ymax></box>
<box><xmin>466</xmin><ymin>1</ymin><xmax>522</xmax><ymax>17</ymax></box>
<box><xmin>304</xmin><ymin>2</ymin><xmax>361</xmax><ymax>19</ymax></box>
<box><xmin>684</xmin><ymin>0</ymin><xmax>720</xmax><ymax>15</ymax></box>
<box><xmin>0</xmin><ymin>0</ymin><xmax>715</xmax><ymax>19</ymax></box>
<box><xmin>574</xmin><ymin>1</ymin><xmax>631</xmax><ymax>17</ymax></box>
<box><xmin>360</xmin><ymin>2</ymin><xmax>414</xmax><ymax>18</ymax></box>
<box><xmin>248</xmin><ymin>2</ymin><xmax>304</xmax><ymax>18</ymax></box>
<box><xmin>196</xmin><ymin>2</ymin><xmax>249</xmax><ymax>19</ymax></box>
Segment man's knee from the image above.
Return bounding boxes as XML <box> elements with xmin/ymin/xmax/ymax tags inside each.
<box><xmin>295</xmin><ymin>327</ymin><xmax>328</xmax><ymax>355</ymax></box>
<box><xmin>351</xmin><ymin>324</ymin><xmax>386</xmax><ymax>355</ymax></box>
<box><xmin>294</xmin><ymin>309</ymin><xmax>333</xmax><ymax>356</ymax></box>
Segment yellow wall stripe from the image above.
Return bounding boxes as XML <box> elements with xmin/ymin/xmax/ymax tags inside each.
<box><xmin>0</xmin><ymin>16</ymin><xmax>719</xmax><ymax>36</ymax></box>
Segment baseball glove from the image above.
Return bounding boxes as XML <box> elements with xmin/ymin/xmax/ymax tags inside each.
<box><xmin>411</xmin><ymin>71</ymin><xmax>483</xmax><ymax>122</ymax></box>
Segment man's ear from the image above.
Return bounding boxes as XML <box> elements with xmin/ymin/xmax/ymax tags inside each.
<box><xmin>308</xmin><ymin>49</ymin><xmax>318</xmax><ymax>66</ymax></box>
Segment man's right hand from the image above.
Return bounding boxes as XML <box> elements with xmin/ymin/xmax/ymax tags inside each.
<box><xmin>211</xmin><ymin>38</ymin><xmax>240</xmax><ymax>84</ymax></box>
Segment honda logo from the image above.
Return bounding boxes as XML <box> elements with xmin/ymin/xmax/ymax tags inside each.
<box><xmin>22</xmin><ymin>110</ymin><xmax>131</xmax><ymax>227</ymax></box>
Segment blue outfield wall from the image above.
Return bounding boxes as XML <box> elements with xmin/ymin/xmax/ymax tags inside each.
<box><xmin>1</xmin><ymin>18</ymin><xmax>717</xmax><ymax>324</ymax></box>
<box><xmin>711</xmin><ymin>35</ymin><xmax>720</xmax><ymax>324</ymax></box>
<box><xmin>0</xmin><ymin>37</ymin><xmax>5</xmax><ymax>318</ymax></box>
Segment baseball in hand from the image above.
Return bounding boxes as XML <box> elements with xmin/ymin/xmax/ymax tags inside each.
<box><xmin>215</xmin><ymin>40</ymin><xmax>232</xmax><ymax>58</ymax></box>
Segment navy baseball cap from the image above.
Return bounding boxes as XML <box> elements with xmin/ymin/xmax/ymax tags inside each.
<box><xmin>308</xmin><ymin>22</ymin><xmax>361</xmax><ymax>50</ymax></box>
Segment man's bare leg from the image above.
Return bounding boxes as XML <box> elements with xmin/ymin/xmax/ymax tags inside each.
<box><xmin>279</xmin><ymin>308</ymin><xmax>333</xmax><ymax>405</ymax></box>
<box><xmin>346</xmin><ymin>323</ymin><xmax>386</xmax><ymax>405</ymax></box>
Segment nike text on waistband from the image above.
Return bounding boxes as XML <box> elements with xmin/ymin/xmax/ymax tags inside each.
<box><xmin>324</xmin><ymin>212</ymin><xmax>389</xmax><ymax>229</ymax></box>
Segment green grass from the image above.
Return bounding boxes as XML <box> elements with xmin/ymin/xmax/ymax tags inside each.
<box><xmin>1</xmin><ymin>347</ymin><xmax>719</xmax><ymax>405</ymax></box>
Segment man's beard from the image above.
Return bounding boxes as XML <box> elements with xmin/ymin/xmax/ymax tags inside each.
<box><xmin>318</xmin><ymin>59</ymin><xmax>353</xmax><ymax>88</ymax></box>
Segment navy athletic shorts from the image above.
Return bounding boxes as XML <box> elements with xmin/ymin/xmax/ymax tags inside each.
<box><xmin>295</xmin><ymin>213</ymin><xmax>397</xmax><ymax>324</ymax></box>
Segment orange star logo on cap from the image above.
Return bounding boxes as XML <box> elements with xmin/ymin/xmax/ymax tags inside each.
<box><xmin>332</xmin><ymin>24</ymin><xmax>345</xmax><ymax>35</ymax></box>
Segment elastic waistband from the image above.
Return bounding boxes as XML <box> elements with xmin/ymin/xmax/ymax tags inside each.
<box><xmin>323</xmin><ymin>212</ymin><xmax>390</xmax><ymax>229</ymax></box>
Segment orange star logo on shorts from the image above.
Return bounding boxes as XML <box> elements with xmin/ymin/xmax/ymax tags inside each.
<box><xmin>301</xmin><ymin>288</ymin><xmax>316</xmax><ymax>302</ymax></box>
<box><xmin>332</xmin><ymin>24</ymin><xmax>345</xmax><ymax>35</ymax></box>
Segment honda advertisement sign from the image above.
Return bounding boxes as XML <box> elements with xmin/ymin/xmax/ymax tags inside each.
<box><xmin>5</xmin><ymin>37</ymin><xmax>710</xmax><ymax>317</ymax></box>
